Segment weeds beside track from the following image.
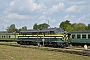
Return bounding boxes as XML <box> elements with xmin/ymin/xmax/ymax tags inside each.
<box><xmin>0</xmin><ymin>42</ymin><xmax>90</xmax><ymax>57</ymax></box>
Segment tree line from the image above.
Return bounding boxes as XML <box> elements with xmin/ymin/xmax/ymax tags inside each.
<box><xmin>6</xmin><ymin>23</ymin><xmax>49</xmax><ymax>33</ymax></box>
<box><xmin>60</xmin><ymin>20</ymin><xmax>90</xmax><ymax>32</ymax></box>
<box><xmin>6</xmin><ymin>20</ymin><xmax>90</xmax><ymax>33</ymax></box>
<box><xmin>6</xmin><ymin>24</ymin><xmax>27</xmax><ymax>33</ymax></box>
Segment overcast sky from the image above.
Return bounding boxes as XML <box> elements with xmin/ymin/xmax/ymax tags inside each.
<box><xmin>0</xmin><ymin>0</ymin><xmax>90</xmax><ymax>31</ymax></box>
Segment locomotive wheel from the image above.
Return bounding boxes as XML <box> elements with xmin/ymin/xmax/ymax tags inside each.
<box><xmin>53</xmin><ymin>43</ymin><xmax>58</xmax><ymax>47</ymax></box>
<box><xmin>19</xmin><ymin>41</ymin><xmax>23</xmax><ymax>45</ymax></box>
<box><xmin>17</xmin><ymin>41</ymin><xmax>20</xmax><ymax>44</ymax></box>
<box><xmin>60</xmin><ymin>43</ymin><xmax>66</xmax><ymax>48</ymax></box>
<box><xmin>26</xmin><ymin>42</ymin><xmax>30</xmax><ymax>45</ymax></box>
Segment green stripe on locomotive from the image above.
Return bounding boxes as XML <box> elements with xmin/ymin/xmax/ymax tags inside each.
<box><xmin>18</xmin><ymin>34</ymin><xmax>67</xmax><ymax>42</ymax></box>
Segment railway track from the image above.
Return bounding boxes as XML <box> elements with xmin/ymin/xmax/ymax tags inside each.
<box><xmin>0</xmin><ymin>42</ymin><xmax>90</xmax><ymax>57</ymax></box>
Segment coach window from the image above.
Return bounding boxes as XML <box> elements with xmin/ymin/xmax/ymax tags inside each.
<box><xmin>4</xmin><ymin>36</ymin><xmax>5</xmax><ymax>38</ymax></box>
<box><xmin>72</xmin><ymin>35</ymin><xmax>75</xmax><ymax>39</ymax></box>
<box><xmin>77</xmin><ymin>35</ymin><xmax>80</xmax><ymax>39</ymax></box>
<box><xmin>9</xmin><ymin>35</ymin><xmax>10</xmax><ymax>38</ymax></box>
<box><xmin>88</xmin><ymin>34</ymin><xmax>90</xmax><ymax>39</ymax></box>
<box><xmin>82</xmin><ymin>35</ymin><xmax>86</xmax><ymax>39</ymax></box>
<box><xmin>2</xmin><ymin>36</ymin><xmax>3</xmax><ymax>38</ymax></box>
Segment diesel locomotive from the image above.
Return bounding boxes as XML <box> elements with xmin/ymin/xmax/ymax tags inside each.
<box><xmin>17</xmin><ymin>28</ymin><xmax>68</xmax><ymax>47</ymax></box>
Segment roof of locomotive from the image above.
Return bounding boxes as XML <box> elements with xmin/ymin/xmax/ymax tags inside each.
<box><xmin>20</xmin><ymin>28</ymin><xmax>65</xmax><ymax>34</ymax></box>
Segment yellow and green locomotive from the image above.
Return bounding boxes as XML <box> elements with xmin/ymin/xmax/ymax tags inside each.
<box><xmin>17</xmin><ymin>28</ymin><xmax>68</xmax><ymax>47</ymax></box>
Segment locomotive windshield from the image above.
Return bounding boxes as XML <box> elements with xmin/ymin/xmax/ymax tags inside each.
<box><xmin>55</xmin><ymin>28</ymin><xmax>64</xmax><ymax>33</ymax></box>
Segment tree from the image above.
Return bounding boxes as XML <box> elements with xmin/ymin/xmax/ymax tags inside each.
<box><xmin>33</xmin><ymin>23</ymin><xmax>49</xmax><ymax>30</ymax></box>
<box><xmin>88</xmin><ymin>24</ymin><xmax>90</xmax><ymax>30</ymax></box>
<box><xmin>6</xmin><ymin>24</ymin><xmax>27</xmax><ymax>33</ymax></box>
<box><xmin>21</xmin><ymin>26</ymin><xmax>27</xmax><ymax>30</ymax></box>
<box><xmin>15</xmin><ymin>28</ymin><xmax>19</xmax><ymax>33</ymax></box>
<box><xmin>73</xmin><ymin>23</ymin><xmax>86</xmax><ymax>31</ymax></box>
<box><xmin>85</xmin><ymin>24</ymin><xmax>90</xmax><ymax>30</ymax></box>
<box><xmin>33</xmin><ymin>23</ymin><xmax>39</xmax><ymax>30</ymax></box>
<box><xmin>39</xmin><ymin>23</ymin><xmax>49</xmax><ymax>29</ymax></box>
<box><xmin>6</xmin><ymin>24</ymin><xmax>16</xmax><ymax>33</ymax></box>
<box><xmin>17</xmin><ymin>26</ymin><xmax>27</xmax><ymax>33</ymax></box>
<box><xmin>65</xmin><ymin>25</ymin><xmax>73</xmax><ymax>32</ymax></box>
<box><xmin>59</xmin><ymin>20</ymin><xmax>71</xmax><ymax>31</ymax></box>
<box><xmin>18</xmin><ymin>29</ymin><xmax>22</xmax><ymax>33</ymax></box>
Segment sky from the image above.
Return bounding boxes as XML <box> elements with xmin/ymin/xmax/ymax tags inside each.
<box><xmin>0</xmin><ymin>0</ymin><xmax>90</xmax><ymax>31</ymax></box>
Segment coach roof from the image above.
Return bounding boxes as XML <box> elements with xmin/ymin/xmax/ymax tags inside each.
<box><xmin>68</xmin><ymin>30</ymin><xmax>90</xmax><ymax>34</ymax></box>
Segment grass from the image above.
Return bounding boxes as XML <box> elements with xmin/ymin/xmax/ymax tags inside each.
<box><xmin>0</xmin><ymin>42</ymin><xmax>17</xmax><ymax>44</ymax></box>
<box><xmin>0</xmin><ymin>45</ymin><xmax>90</xmax><ymax>60</ymax></box>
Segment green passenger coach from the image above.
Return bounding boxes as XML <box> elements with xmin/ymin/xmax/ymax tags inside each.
<box><xmin>0</xmin><ymin>32</ymin><xmax>18</xmax><ymax>42</ymax></box>
<box><xmin>68</xmin><ymin>31</ymin><xmax>90</xmax><ymax>46</ymax></box>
